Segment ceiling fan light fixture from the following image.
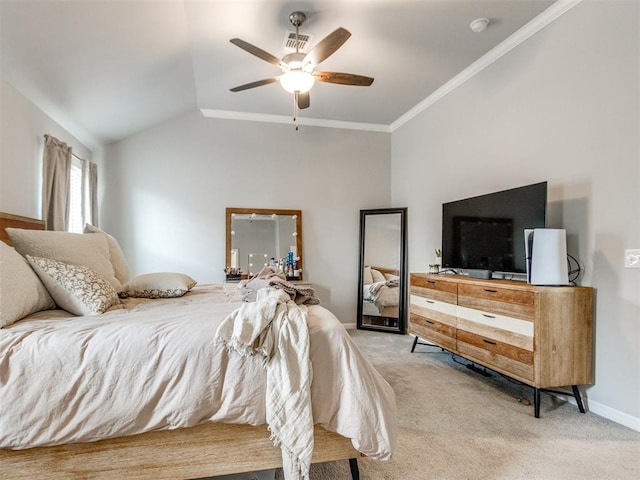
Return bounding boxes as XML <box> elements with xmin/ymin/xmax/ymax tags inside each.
<box><xmin>280</xmin><ymin>70</ymin><xmax>315</xmax><ymax>93</ymax></box>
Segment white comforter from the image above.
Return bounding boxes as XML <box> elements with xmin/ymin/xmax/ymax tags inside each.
<box><xmin>0</xmin><ymin>284</ymin><xmax>397</xmax><ymax>461</ymax></box>
<box><xmin>363</xmin><ymin>281</ymin><xmax>399</xmax><ymax>308</ymax></box>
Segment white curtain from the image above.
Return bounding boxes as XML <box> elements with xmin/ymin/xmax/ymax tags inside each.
<box><xmin>42</xmin><ymin>134</ymin><xmax>98</xmax><ymax>232</ymax></box>
<box><xmin>42</xmin><ymin>134</ymin><xmax>72</xmax><ymax>231</ymax></box>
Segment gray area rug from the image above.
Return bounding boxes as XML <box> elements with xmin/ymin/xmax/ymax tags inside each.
<box><xmin>277</xmin><ymin>329</ymin><xmax>640</xmax><ymax>480</ymax></box>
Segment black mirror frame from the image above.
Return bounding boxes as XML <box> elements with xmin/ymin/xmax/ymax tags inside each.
<box><xmin>356</xmin><ymin>207</ymin><xmax>408</xmax><ymax>334</ymax></box>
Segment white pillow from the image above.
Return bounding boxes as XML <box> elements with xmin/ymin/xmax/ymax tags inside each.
<box><xmin>27</xmin><ymin>255</ymin><xmax>120</xmax><ymax>316</ymax></box>
<box><xmin>363</xmin><ymin>266</ymin><xmax>374</xmax><ymax>285</ymax></box>
<box><xmin>384</xmin><ymin>273</ymin><xmax>400</xmax><ymax>282</ymax></box>
<box><xmin>0</xmin><ymin>242</ymin><xmax>56</xmax><ymax>328</ymax></box>
<box><xmin>84</xmin><ymin>224</ymin><xmax>131</xmax><ymax>284</ymax></box>
<box><xmin>370</xmin><ymin>268</ymin><xmax>386</xmax><ymax>283</ymax></box>
<box><xmin>119</xmin><ymin>272</ymin><xmax>197</xmax><ymax>299</ymax></box>
<box><xmin>6</xmin><ymin>228</ymin><xmax>120</xmax><ymax>289</ymax></box>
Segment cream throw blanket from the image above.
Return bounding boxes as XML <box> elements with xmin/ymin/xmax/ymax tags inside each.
<box><xmin>240</xmin><ymin>266</ymin><xmax>319</xmax><ymax>305</ymax></box>
<box><xmin>215</xmin><ymin>287</ymin><xmax>314</xmax><ymax>480</ymax></box>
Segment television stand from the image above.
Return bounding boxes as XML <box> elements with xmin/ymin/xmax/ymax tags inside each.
<box><xmin>409</xmin><ymin>273</ymin><xmax>594</xmax><ymax>417</ymax></box>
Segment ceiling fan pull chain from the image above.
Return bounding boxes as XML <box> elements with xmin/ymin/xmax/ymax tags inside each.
<box><xmin>293</xmin><ymin>93</ymin><xmax>299</xmax><ymax>130</ymax></box>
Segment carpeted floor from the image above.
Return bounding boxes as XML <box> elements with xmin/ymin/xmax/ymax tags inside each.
<box><xmin>277</xmin><ymin>329</ymin><xmax>640</xmax><ymax>480</ymax></box>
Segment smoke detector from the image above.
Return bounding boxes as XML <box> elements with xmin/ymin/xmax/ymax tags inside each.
<box><xmin>470</xmin><ymin>18</ymin><xmax>490</xmax><ymax>33</ymax></box>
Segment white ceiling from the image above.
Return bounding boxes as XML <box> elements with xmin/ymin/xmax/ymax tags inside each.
<box><xmin>0</xmin><ymin>0</ymin><xmax>557</xmax><ymax>148</ymax></box>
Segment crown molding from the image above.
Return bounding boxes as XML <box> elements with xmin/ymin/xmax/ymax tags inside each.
<box><xmin>201</xmin><ymin>0</ymin><xmax>581</xmax><ymax>134</ymax></box>
<box><xmin>389</xmin><ymin>0</ymin><xmax>583</xmax><ymax>132</ymax></box>
<box><xmin>200</xmin><ymin>109</ymin><xmax>391</xmax><ymax>133</ymax></box>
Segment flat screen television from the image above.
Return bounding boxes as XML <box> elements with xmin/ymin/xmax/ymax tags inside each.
<box><xmin>442</xmin><ymin>182</ymin><xmax>547</xmax><ymax>275</ymax></box>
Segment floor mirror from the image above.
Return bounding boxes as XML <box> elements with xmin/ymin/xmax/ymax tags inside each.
<box><xmin>357</xmin><ymin>208</ymin><xmax>407</xmax><ymax>334</ymax></box>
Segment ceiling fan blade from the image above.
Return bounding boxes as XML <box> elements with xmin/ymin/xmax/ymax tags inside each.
<box><xmin>230</xmin><ymin>77</ymin><xmax>278</xmax><ymax>92</ymax></box>
<box><xmin>302</xmin><ymin>27</ymin><xmax>351</xmax><ymax>68</ymax></box>
<box><xmin>297</xmin><ymin>92</ymin><xmax>310</xmax><ymax>109</ymax></box>
<box><xmin>230</xmin><ymin>38</ymin><xmax>286</xmax><ymax>69</ymax></box>
<box><xmin>314</xmin><ymin>71</ymin><xmax>374</xmax><ymax>87</ymax></box>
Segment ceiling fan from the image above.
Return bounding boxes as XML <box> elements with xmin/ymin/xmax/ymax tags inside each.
<box><xmin>229</xmin><ymin>11</ymin><xmax>374</xmax><ymax>122</ymax></box>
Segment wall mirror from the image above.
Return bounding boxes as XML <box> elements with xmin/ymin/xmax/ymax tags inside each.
<box><xmin>225</xmin><ymin>208</ymin><xmax>303</xmax><ymax>280</ymax></box>
<box><xmin>357</xmin><ymin>208</ymin><xmax>407</xmax><ymax>334</ymax></box>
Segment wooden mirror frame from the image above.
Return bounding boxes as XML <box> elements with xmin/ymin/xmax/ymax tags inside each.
<box><xmin>225</xmin><ymin>208</ymin><xmax>303</xmax><ymax>280</ymax></box>
<box><xmin>356</xmin><ymin>207</ymin><xmax>408</xmax><ymax>334</ymax></box>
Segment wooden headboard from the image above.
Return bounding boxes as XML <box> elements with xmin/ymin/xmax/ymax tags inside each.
<box><xmin>370</xmin><ymin>265</ymin><xmax>400</xmax><ymax>277</ymax></box>
<box><xmin>0</xmin><ymin>212</ymin><xmax>45</xmax><ymax>245</ymax></box>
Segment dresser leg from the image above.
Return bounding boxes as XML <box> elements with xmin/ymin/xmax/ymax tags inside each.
<box><xmin>349</xmin><ymin>458</ymin><xmax>360</xmax><ymax>480</ymax></box>
<box><xmin>411</xmin><ymin>335</ymin><xmax>419</xmax><ymax>352</ymax></box>
<box><xmin>572</xmin><ymin>385</ymin><xmax>586</xmax><ymax>413</ymax></box>
<box><xmin>534</xmin><ymin>388</ymin><xmax>541</xmax><ymax>418</ymax></box>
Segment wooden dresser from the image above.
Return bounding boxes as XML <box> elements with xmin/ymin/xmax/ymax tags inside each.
<box><xmin>409</xmin><ymin>273</ymin><xmax>594</xmax><ymax>417</ymax></box>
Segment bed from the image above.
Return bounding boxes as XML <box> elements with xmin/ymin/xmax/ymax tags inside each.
<box><xmin>0</xmin><ymin>213</ymin><xmax>397</xmax><ymax>479</ymax></box>
<box><xmin>361</xmin><ymin>266</ymin><xmax>400</xmax><ymax>324</ymax></box>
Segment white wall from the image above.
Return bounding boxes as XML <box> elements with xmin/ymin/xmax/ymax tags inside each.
<box><xmin>0</xmin><ymin>80</ymin><xmax>94</xmax><ymax>218</ymax></box>
<box><xmin>102</xmin><ymin>112</ymin><xmax>391</xmax><ymax>323</ymax></box>
<box><xmin>392</xmin><ymin>0</ymin><xmax>639</xmax><ymax>426</ymax></box>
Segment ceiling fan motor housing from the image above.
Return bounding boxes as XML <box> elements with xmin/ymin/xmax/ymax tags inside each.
<box><xmin>289</xmin><ymin>11</ymin><xmax>306</xmax><ymax>27</ymax></box>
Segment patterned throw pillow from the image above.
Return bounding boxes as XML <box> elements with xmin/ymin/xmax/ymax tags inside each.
<box><xmin>26</xmin><ymin>255</ymin><xmax>120</xmax><ymax>316</ymax></box>
<box><xmin>119</xmin><ymin>272</ymin><xmax>197</xmax><ymax>299</ymax></box>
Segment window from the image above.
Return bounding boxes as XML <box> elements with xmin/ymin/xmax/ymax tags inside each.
<box><xmin>68</xmin><ymin>158</ymin><xmax>84</xmax><ymax>233</ymax></box>
<box><xmin>67</xmin><ymin>157</ymin><xmax>95</xmax><ymax>233</ymax></box>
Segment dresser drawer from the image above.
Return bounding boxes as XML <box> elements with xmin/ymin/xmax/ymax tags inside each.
<box><xmin>456</xmin><ymin>305</ymin><xmax>533</xmax><ymax>337</ymax></box>
<box><xmin>457</xmin><ymin>283</ymin><xmax>534</xmax><ymax>321</ymax></box>
<box><xmin>457</xmin><ymin>330</ymin><xmax>534</xmax><ymax>383</ymax></box>
<box><xmin>409</xmin><ymin>312</ymin><xmax>456</xmax><ymax>351</ymax></box>
<box><xmin>456</xmin><ymin>305</ymin><xmax>533</xmax><ymax>351</ymax></box>
<box><xmin>410</xmin><ymin>294</ymin><xmax>457</xmax><ymax>319</ymax></box>
<box><xmin>410</xmin><ymin>274</ymin><xmax>457</xmax><ymax>304</ymax></box>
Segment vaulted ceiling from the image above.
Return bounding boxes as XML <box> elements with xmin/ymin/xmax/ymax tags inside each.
<box><xmin>0</xmin><ymin>0</ymin><xmax>556</xmax><ymax>148</ymax></box>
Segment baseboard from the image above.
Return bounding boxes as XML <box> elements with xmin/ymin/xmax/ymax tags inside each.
<box><xmin>590</xmin><ymin>401</ymin><xmax>640</xmax><ymax>432</ymax></box>
<box><xmin>343</xmin><ymin>323</ymin><xmax>357</xmax><ymax>330</ymax></box>
<box><xmin>547</xmin><ymin>393</ymin><xmax>640</xmax><ymax>432</ymax></box>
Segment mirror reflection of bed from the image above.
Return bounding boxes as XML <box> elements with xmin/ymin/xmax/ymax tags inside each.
<box><xmin>357</xmin><ymin>208</ymin><xmax>407</xmax><ymax>334</ymax></box>
<box><xmin>361</xmin><ymin>265</ymin><xmax>400</xmax><ymax>329</ymax></box>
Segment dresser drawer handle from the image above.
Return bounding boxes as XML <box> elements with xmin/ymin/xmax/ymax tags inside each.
<box><xmin>427</xmin><ymin>280</ymin><xmax>436</xmax><ymax>285</ymax></box>
<box><xmin>483</xmin><ymin>339</ymin><xmax>497</xmax><ymax>345</ymax></box>
<box><xmin>425</xmin><ymin>320</ymin><xmax>435</xmax><ymax>325</ymax></box>
<box><xmin>425</xmin><ymin>300</ymin><xmax>435</xmax><ymax>304</ymax></box>
<box><xmin>484</xmin><ymin>288</ymin><xmax>498</xmax><ymax>293</ymax></box>
<box><xmin>482</xmin><ymin>314</ymin><xmax>496</xmax><ymax>319</ymax></box>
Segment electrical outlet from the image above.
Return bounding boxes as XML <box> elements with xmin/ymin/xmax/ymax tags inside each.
<box><xmin>625</xmin><ymin>249</ymin><xmax>640</xmax><ymax>268</ymax></box>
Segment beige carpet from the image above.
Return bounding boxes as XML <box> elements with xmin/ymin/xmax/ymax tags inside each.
<box><xmin>277</xmin><ymin>329</ymin><xmax>640</xmax><ymax>480</ymax></box>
